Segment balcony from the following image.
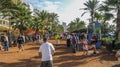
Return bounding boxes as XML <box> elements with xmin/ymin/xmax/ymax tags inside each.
<box><xmin>0</xmin><ymin>19</ymin><xmax>12</xmax><ymax>31</ymax></box>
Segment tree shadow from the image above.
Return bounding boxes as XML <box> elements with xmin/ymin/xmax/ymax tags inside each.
<box><xmin>54</xmin><ymin>44</ymin><xmax>68</xmax><ymax>50</ymax></box>
<box><xmin>54</xmin><ymin>46</ymin><xmax>102</xmax><ymax>67</ymax></box>
<box><xmin>0</xmin><ymin>59</ymin><xmax>40</xmax><ymax>67</ymax></box>
<box><xmin>58</xmin><ymin>61</ymin><xmax>86</xmax><ymax>67</ymax></box>
<box><xmin>53</xmin><ymin>43</ymin><xmax>119</xmax><ymax>67</ymax></box>
<box><xmin>111</xmin><ymin>64</ymin><xmax>120</xmax><ymax>67</ymax></box>
<box><xmin>99</xmin><ymin>52</ymin><xmax>117</xmax><ymax>61</ymax></box>
<box><xmin>54</xmin><ymin>53</ymin><xmax>102</xmax><ymax>67</ymax></box>
<box><xmin>0</xmin><ymin>51</ymin><xmax>18</xmax><ymax>54</ymax></box>
<box><xmin>25</xmin><ymin>46</ymin><xmax>39</xmax><ymax>50</ymax></box>
<box><xmin>32</xmin><ymin>56</ymin><xmax>40</xmax><ymax>59</ymax></box>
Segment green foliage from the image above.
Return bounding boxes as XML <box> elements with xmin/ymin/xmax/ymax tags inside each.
<box><xmin>0</xmin><ymin>0</ymin><xmax>62</xmax><ymax>34</ymax></box>
<box><xmin>12</xmin><ymin>2</ymin><xmax>31</xmax><ymax>32</ymax></box>
<box><xmin>34</xmin><ymin>10</ymin><xmax>60</xmax><ymax>33</ymax></box>
<box><xmin>80</xmin><ymin>0</ymin><xmax>100</xmax><ymax>23</ymax></box>
<box><xmin>114</xmin><ymin>41</ymin><xmax>120</xmax><ymax>50</ymax></box>
<box><xmin>101</xmin><ymin>37</ymin><xmax>114</xmax><ymax>44</ymax></box>
<box><xmin>101</xmin><ymin>37</ymin><xmax>114</xmax><ymax>52</ymax></box>
<box><xmin>104</xmin><ymin>0</ymin><xmax>120</xmax><ymax>38</ymax></box>
<box><xmin>68</xmin><ymin>18</ymin><xmax>86</xmax><ymax>32</ymax></box>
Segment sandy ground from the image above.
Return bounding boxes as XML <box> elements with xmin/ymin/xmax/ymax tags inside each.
<box><xmin>0</xmin><ymin>39</ymin><xmax>120</xmax><ymax>67</ymax></box>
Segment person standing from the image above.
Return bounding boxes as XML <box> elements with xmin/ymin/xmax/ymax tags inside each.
<box><xmin>3</xmin><ymin>34</ymin><xmax>9</xmax><ymax>52</ymax></box>
<box><xmin>66</xmin><ymin>34</ymin><xmax>71</xmax><ymax>47</ymax></box>
<box><xmin>38</xmin><ymin>37</ymin><xmax>55</xmax><ymax>67</ymax></box>
<box><xmin>36</xmin><ymin>33</ymin><xmax>40</xmax><ymax>45</ymax></box>
<box><xmin>17</xmin><ymin>34</ymin><xmax>24</xmax><ymax>52</ymax></box>
<box><xmin>71</xmin><ymin>34</ymin><xmax>77</xmax><ymax>53</ymax></box>
<box><xmin>82</xmin><ymin>36</ymin><xmax>89</xmax><ymax>55</ymax></box>
<box><xmin>91</xmin><ymin>34</ymin><xmax>98</xmax><ymax>55</ymax></box>
<box><xmin>55</xmin><ymin>34</ymin><xmax>60</xmax><ymax>46</ymax></box>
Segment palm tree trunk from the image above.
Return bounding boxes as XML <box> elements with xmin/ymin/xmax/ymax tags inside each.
<box><xmin>116</xmin><ymin>9</ymin><xmax>120</xmax><ymax>39</ymax></box>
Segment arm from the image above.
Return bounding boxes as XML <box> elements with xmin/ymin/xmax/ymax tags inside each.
<box><xmin>51</xmin><ymin>44</ymin><xmax>55</xmax><ymax>55</ymax></box>
<box><xmin>38</xmin><ymin>52</ymin><xmax>42</xmax><ymax>58</ymax></box>
<box><xmin>52</xmin><ymin>50</ymin><xmax>55</xmax><ymax>55</ymax></box>
<box><xmin>38</xmin><ymin>46</ymin><xmax>42</xmax><ymax>58</ymax></box>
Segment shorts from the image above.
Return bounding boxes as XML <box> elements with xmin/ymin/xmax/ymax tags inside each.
<box><xmin>40</xmin><ymin>60</ymin><xmax>53</xmax><ymax>67</ymax></box>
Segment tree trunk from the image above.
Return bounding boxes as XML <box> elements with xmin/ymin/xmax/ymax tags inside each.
<box><xmin>117</xmin><ymin>9</ymin><xmax>120</xmax><ymax>39</ymax></box>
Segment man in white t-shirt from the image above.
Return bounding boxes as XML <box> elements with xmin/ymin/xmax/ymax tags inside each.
<box><xmin>38</xmin><ymin>37</ymin><xmax>55</xmax><ymax>67</ymax></box>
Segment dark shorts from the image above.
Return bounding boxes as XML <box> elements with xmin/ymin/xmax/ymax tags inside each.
<box><xmin>18</xmin><ymin>44</ymin><xmax>23</xmax><ymax>49</ymax></box>
<box><xmin>91</xmin><ymin>41</ymin><xmax>97</xmax><ymax>45</ymax></box>
<box><xmin>40</xmin><ymin>60</ymin><xmax>53</xmax><ymax>67</ymax></box>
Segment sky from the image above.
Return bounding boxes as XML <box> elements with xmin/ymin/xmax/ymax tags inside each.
<box><xmin>24</xmin><ymin>0</ymin><xmax>105</xmax><ymax>25</ymax></box>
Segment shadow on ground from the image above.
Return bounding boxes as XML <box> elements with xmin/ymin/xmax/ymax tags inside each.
<box><xmin>0</xmin><ymin>59</ymin><xmax>40</xmax><ymax>67</ymax></box>
<box><xmin>111</xmin><ymin>64</ymin><xmax>120</xmax><ymax>67</ymax></box>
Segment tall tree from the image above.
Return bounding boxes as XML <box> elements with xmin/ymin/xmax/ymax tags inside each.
<box><xmin>68</xmin><ymin>18</ymin><xmax>86</xmax><ymax>32</ymax></box>
<box><xmin>35</xmin><ymin>10</ymin><xmax>49</xmax><ymax>31</ymax></box>
<box><xmin>48</xmin><ymin>12</ymin><xmax>59</xmax><ymax>32</ymax></box>
<box><xmin>104</xmin><ymin>0</ymin><xmax>120</xmax><ymax>35</ymax></box>
<box><xmin>11</xmin><ymin>1</ymin><xmax>32</xmax><ymax>33</ymax></box>
<box><xmin>80</xmin><ymin>0</ymin><xmax>100</xmax><ymax>23</ymax></box>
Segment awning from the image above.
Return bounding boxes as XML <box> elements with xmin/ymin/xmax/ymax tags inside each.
<box><xmin>24</xmin><ymin>29</ymin><xmax>35</xmax><ymax>35</ymax></box>
<box><xmin>0</xmin><ymin>26</ymin><xmax>12</xmax><ymax>31</ymax></box>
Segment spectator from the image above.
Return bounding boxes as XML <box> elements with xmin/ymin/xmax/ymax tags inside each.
<box><xmin>82</xmin><ymin>36</ymin><xmax>89</xmax><ymax>55</ymax></box>
<box><xmin>55</xmin><ymin>34</ymin><xmax>60</xmax><ymax>46</ymax></box>
<box><xmin>71</xmin><ymin>33</ymin><xmax>77</xmax><ymax>53</ymax></box>
<box><xmin>36</xmin><ymin>33</ymin><xmax>40</xmax><ymax>45</ymax></box>
<box><xmin>3</xmin><ymin>34</ymin><xmax>9</xmax><ymax>52</ymax></box>
<box><xmin>91</xmin><ymin>34</ymin><xmax>98</xmax><ymax>55</ymax></box>
<box><xmin>66</xmin><ymin>34</ymin><xmax>71</xmax><ymax>47</ymax></box>
<box><xmin>17</xmin><ymin>34</ymin><xmax>24</xmax><ymax>52</ymax></box>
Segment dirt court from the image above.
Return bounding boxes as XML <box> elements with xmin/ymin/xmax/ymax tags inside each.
<box><xmin>0</xmin><ymin>39</ymin><xmax>120</xmax><ymax>67</ymax></box>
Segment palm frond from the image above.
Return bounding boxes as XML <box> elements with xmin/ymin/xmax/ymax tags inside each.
<box><xmin>81</xmin><ymin>12</ymin><xmax>87</xmax><ymax>17</ymax></box>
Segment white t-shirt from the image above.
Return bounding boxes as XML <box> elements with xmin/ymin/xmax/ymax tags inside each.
<box><xmin>67</xmin><ymin>35</ymin><xmax>71</xmax><ymax>39</ymax></box>
<box><xmin>39</xmin><ymin>42</ymin><xmax>55</xmax><ymax>61</ymax></box>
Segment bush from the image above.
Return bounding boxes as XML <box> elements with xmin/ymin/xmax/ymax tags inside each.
<box><xmin>101</xmin><ymin>37</ymin><xmax>114</xmax><ymax>45</ymax></box>
<box><xmin>114</xmin><ymin>41</ymin><xmax>120</xmax><ymax>50</ymax></box>
<box><xmin>101</xmin><ymin>37</ymin><xmax>115</xmax><ymax>52</ymax></box>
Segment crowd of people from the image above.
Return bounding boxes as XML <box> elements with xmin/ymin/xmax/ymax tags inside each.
<box><xmin>65</xmin><ymin>33</ymin><xmax>98</xmax><ymax>55</ymax></box>
<box><xmin>0</xmin><ymin>33</ymin><xmax>41</xmax><ymax>52</ymax></box>
<box><xmin>0</xmin><ymin>32</ymin><xmax>120</xmax><ymax>67</ymax></box>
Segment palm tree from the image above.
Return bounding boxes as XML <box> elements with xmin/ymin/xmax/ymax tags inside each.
<box><xmin>99</xmin><ymin>5</ymin><xmax>114</xmax><ymax>23</ymax></box>
<box><xmin>48</xmin><ymin>12</ymin><xmax>59</xmax><ymax>32</ymax></box>
<box><xmin>11</xmin><ymin>1</ymin><xmax>32</xmax><ymax>33</ymax></box>
<box><xmin>80</xmin><ymin>0</ymin><xmax>100</xmax><ymax>23</ymax></box>
<box><xmin>68</xmin><ymin>18</ymin><xmax>86</xmax><ymax>32</ymax></box>
<box><xmin>0</xmin><ymin>0</ymin><xmax>16</xmax><ymax>11</ymax></box>
<box><xmin>68</xmin><ymin>21</ymin><xmax>76</xmax><ymax>32</ymax></box>
<box><xmin>0</xmin><ymin>0</ymin><xmax>18</xmax><ymax>22</ymax></box>
<box><xmin>35</xmin><ymin>10</ymin><xmax>49</xmax><ymax>31</ymax></box>
<box><xmin>55</xmin><ymin>24</ymin><xmax>64</xmax><ymax>33</ymax></box>
<box><xmin>103</xmin><ymin>0</ymin><xmax>120</xmax><ymax>37</ymax></box>
<box><xmin>35</xmin><ymin>10</ymin><xmax>60</xmax><ymax>33</ymax></box>
<box><xmin>11</xmin><ymin>0</ymin><xmax>20</xmax><ymax>5</ymax></box>
<box><xmin>73</xmin><ymin>18</ymin><xmax>86</xmax><ymax>30</ymax></box>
